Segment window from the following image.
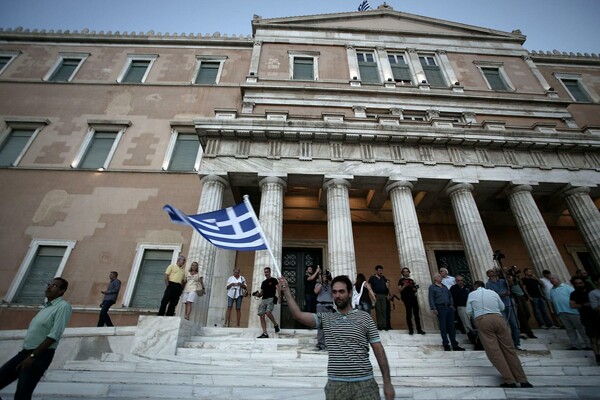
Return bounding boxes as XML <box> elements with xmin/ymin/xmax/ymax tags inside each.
<box><xmin>162</xmin><ymin>131</ymin><xmax>201</xmax><ymax>171</ymax></box>
<box><xmin>72</xmin><ymin>124</ymin><xmax>127</xmax><ymax>169</ymax></box>
<box><xmin>555</xmin><ymin>74</ymin><xmax>592</xmax><ymax>102</ymax></box>
<box><xmin>288</xmin><ymin>51</ymin><xmax>319</xmax><ymax>81</ymax></box>
<box><xmin>122</xmin><ymin>244</ymin><xmax>181</xmax><ymax>308</ymax></box>
<box><xmin>118</xmin><ymin>55</ymin><xmax>157</xmax><ymax>83</ymax></box>
<box><xmin>0</xmin><ymin>128</ymin><xmax>35</xmax><ymax>167</ymax></box>
<box><xmin>357</xmin><ymin>51</ymin><xmax>380</xmax><ymax>83</ymax></box>
<box><xmin>0</xmin><ymin>51</ymin><xmax>19</xmax><ymax>75</ymax></box>
<box><xmin>4</xmin><ymin>239</ymin><xmax>76</xmax><ymax>304</ymax></box>
<box><xmin>44</xmin><ymin>53</ymin><xmax>88</xmax><ymax>82</ymax></box>
<box><xmin>419</xmin><ymin>55</ymin><xmax>445</xmax><ymax>86</ymax></box>
<box><xmin>193</xmin><ymin>57</ymin><xmax>226</xmax><ymax>85</ymax></box>
<box><xmin>388</xmin><ymin>53</ymin><xmax>412</xmax><ymax>84</ymax></box>
<box><xmin>481</xmin><ymin>68</ymin><xmax>508</xmax><ymax>91</ymax></box>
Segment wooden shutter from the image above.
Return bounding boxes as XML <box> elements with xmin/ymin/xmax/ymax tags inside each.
<box><xmin>169</xmin><ymin>134</ymin><xmax>199</xmax><ymax>171</ymax></box>
<box><xmin>0</xmin><ymin>129</ymin><xmax>34</xmax><ymax>166</ymax></box>
<box><xmin>130</xmin><ymin>249</ymin><xmax>173</xmax><ymax>308</ymax></box>
<box><xmin>14</xmin><ymin>246</ymin><xmax>66</xmax><ymax>305</ymax></box>
<box><xmin>293</xmin><ymin>57</ymin><xmax>314</xmax><ymax>80</ymax></box>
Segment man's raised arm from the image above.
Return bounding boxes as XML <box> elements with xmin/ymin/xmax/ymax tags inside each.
<box><xmin>278</xmin><ymin>277</ymin><xmax>316</xmax><ymax>328</ymax></box>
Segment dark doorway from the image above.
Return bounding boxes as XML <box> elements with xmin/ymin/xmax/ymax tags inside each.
<box><xmin>434</xmin><ymin>250</ymin><xmax>472</xmax><ymax>286</ymax></box>
<box><xmin>281</xmin><ymin>247</ymin><xmax>323</xmax><ymax>329</ymax></box>
<box><xmin>578</xmin><ymin>251</ymin><xmax>599</xmax><ymax>276</ymax></box>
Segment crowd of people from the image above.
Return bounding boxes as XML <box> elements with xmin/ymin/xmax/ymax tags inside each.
<box><xmin>3</xmin><ymin>256</ymin><xmax>598</xmax><ymax>399</ymax></box>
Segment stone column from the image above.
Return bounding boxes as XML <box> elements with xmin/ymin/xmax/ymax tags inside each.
<box><xmin>562</xmin><ymin>186</ymin><xmax>600</xmax><ymax>272</ymax></box>
<box><xmin>386</xmin><ymin>180</ymin><xmax>435</xmax><ymax>330</ymax></box>
<box><xmin>323</xmin><ymin>177</ymin><xmax>357</xmax><ymax>278</ymax></box>
<box><xmin>507</xmin><ymin>184</ymin><xmax>570</xmax><ymax>283</ymax></box>
<box><xmin>188</xmin><ymin>174</ymin><xmax>229</xmax><ymax>326</ymax></box>
<box><xmin>446</xmin><ymin>183</ymin><xmax>493</xmax><ymax>281</ymax></box>
<box><xmin>248</xmin><ymin>175</ymin><xmax>287</xmax><ymax>329</ymax></box>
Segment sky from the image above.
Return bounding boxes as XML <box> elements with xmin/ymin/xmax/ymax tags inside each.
<box><xmin>0</xmin><ymin>0</ymin><xmax>598</xmax><ymax>54</ymax></box>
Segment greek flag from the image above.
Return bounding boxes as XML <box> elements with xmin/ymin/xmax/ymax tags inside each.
<box><xmin>163</xmin><ymin>197</ymin><xmax>268</xmax><ymax>251</ymax></box>
<box><xmin>358</xmin><ymin>0</ymin><xmax>371</xmax><ymax>11</ymax></box>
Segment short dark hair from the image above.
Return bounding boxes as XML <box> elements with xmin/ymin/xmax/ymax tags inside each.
<box><xmin>53</xmin><ymin>277</ymin><xmax>69</xmax><ymax>291</ymax></box>
<box><xmin>542</xmin><ymin>270</ymin><xmax>551</xmax><ymax>275</ymax></box>
<box><xmin>332</xmin><ymin>275</ymin><xmax>352</xmax><ymax>292</ymax></box>
<box><xmin>375</xmin><ymin>265</ymin><xmax>383</xmax><ymax>270</ymax></box>
<box><xmin>473</xmin><ymin>280</ymin><xmax>485</xmax><ymax>289</ymax></box>
<box><xmin>110</xmin><ymin>271</ymin><xmax>118</xmax><ymax>277</ymax></box>
<box><xmin>401</xmin><ymin>267</ymin><xmax>410</xmax><ymax>273</ymax></box>
<box><xmin>570</xmin><ymin>276</ymin><xmax>584</xmax><ymax>285</ymax></box>
<box><xmin>264</xmin><ymin>267</ymin><xmax>271</xmax><ymax>272</ymax></box>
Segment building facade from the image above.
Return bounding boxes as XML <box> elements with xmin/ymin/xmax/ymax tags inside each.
<box><xmin>1</xmin><ymin>5</ymin><xmax>599</xmax><ymax>331</ymax></box>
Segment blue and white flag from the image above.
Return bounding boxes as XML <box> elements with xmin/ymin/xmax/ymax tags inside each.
<box><xmin>358</xmin><ymin>0</ymin><xmax>371</xmax><ymax>11</ymax></box>
<box><xmin>163</xmin><ymin>199</ymin><xmax>268</xmax><ymax>251</ymax></box>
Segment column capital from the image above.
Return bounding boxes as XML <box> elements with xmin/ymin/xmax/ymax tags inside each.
<box><xmin>507</xmin><ymin>184</ymin><xmax>533</xmax><ymax>196</ymax></box>
<box><xmin>323</xmin><ymin>177</ymin><xmax>352</xmax><ymax>191</ymax></box>
<box><xmin>259</xmin><ymin>175</ymin><xmax>287</xmax><ymax>191</ymax></box>
<box><xmin>445</xmin><ymin>182</ymin><xmax>473</xmax><ymax>196</ymax></box>
<box><xmin>386</xmin><ymin>180</ymin><xmax>414</xmax><ymax>194</ymax></box>
<box><xmin>200</xmin><ymin>174</ymin><xmax>229</xmax><ymax>188</ymax></box>
<box><xmin>561</xmin><ymin>185</ymin><xmax>591</xmax><ymax>198</ymax></box>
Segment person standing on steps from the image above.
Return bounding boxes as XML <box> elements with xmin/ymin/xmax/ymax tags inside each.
<box><xmin>157</xmin><ymin>254</ymin><xmax>186</xmax><ymax>316</ymax></box>
<box><xmin>254</xmin><ymin>267</ymin><xmax>281</xmax><ymax>338</ymax></box>
<box><xmin>466</xmin><ymin>280</ymin><xmax>533</xmax><ymax>388</ymax></box>
<box><xmin>225</xmin><ymin>268</ymin><xmax>247</xmax><ymax>327</ymax></box>
<box><xmin>315</xmin><ymin>270</ymin><xmax>334</xmax><ymax>350</ymax></box>
<box><xmin>368</xmin><ymin>265</ymin><xmax>389</xmax><ymax>330</ymax></box>
<box><xmin>398</xmin><ymin>267</ymin><xmax>425</xmax><ymax>335</ymax></box>
<box><xmin>182</xmin><ymin>262</ymin><xmax>204</xmax><ymax>321</ymax></box>
<box><xmin>279</xmin><ymin>274</ymin><xmax>395</xmax><ymax>400</ymax></box>
<box><xmin>428</xmin><ymin>273</ymin><xmax>465</xmax><ymax>351</ymax></box>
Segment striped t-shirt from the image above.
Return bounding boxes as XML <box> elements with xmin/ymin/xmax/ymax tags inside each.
<box><xmin>313</xmin><ymin>309</ymin><xmax>381</xmax><ymax>381</ymax></box>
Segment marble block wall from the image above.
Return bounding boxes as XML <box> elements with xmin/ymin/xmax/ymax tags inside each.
<box><xmin>131</xmin><ymin>316</ymin><xmax>194</xmax><ymax>356</ymax></box>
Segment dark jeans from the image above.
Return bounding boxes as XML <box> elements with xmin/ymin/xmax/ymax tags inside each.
<box><xmin>403</xmin><ymin>297</ymin><xmax>422</xmax><ymax>331</ymax></box>
<box><xmin>436</xmin><ymin>305</ymin><xmax>458</xmax><ymax>347</ymax></box>
<box><xmin>158</xmin><ymin>282</ymin><xmax>183</xmax><ymax>316</ymax></box>
<box><xmin>0</xmin><ymin>348</ymin><xmax>55</xmax><ymax>400</ymax></box>
<box><xmin>531</xmin><ymin>297</ymin><xmax>553</xmax><ymax>328</ymax></box>
<box><xmin>304</xmin><ymin>293</ymin><xmax>317</xmax><ymax>313</ymax></box>
<box><xmin>97</xmin><ymin>300</ymin><xmax>115</xmax><ymax>327</ymax></box>
<box><xmin>502</xmin><ymin>305</ymin><xmax>521</xmax><ymax>347</ymax></box>
<box><xmin>514</xmin><ymin>295</ymin><xmax>534</xmax><ymax>335</ymax></box>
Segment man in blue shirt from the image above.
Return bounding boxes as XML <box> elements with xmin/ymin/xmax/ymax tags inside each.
<box><xmin>549</xmin><ymin>276</ymin><xmax>590</xmax><ymax>350</ymax></box>
<box><xmin>486</xmin><ymin>268</ymin><xmax>521</xmax><ymax>350</ymax></box>
<box><xmin>428</xmin><ymin>273</ymin><xmax>464</xmax><ymax>351</ymax></box>
<box><xmin>97</xmin><ymin>271</ymin><xmax>121</xmax><ymax>327</ymax></box>
<box><xmin>0</xmin><ymin>277</ymin><xmax>73</xmax><ymax>399</ymax></box>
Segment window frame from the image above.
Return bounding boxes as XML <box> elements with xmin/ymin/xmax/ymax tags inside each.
<box><xmin>71</xmin><ymin>123</ymin><xmax>128</xmax><ymax>169</ymax></box>
<box><xmin>121</xmin><ymin>243</ymin><xmax>182</xmax><ymax>307</ymax></box>
<box><xmin>0</xmin><ymin>51</ymin><xmax>20</xmax><ymax>75</ymax></box>
<box><xmin>554</xmin><ymin>72</ymin><xmax>594</xmax><ymax>102</ymax></box>
<box><xmin>117</xmin><ymin>54</ymin><xmax>158</xmax><ymax>84</ymax></box>
<box><xmin>162</xmin><ymin>128</ymin><xmax>202</xmax><ymax>171</ymax></box>
<box><xmin>418</xmin><ymin>54</ymin><xmax>446</xmax><ymax>87</ymax></box>
<box><xmin>192</xmin><ymin>56</ymin><xmax>227</xmax><ymax>85</ymax></box>
<box><xmin>356</xmin><ymin>50</ymin><xmax>381</xmax><ymax>84</ymax></box>
<box><xmin>473</xmin><ymin>61</ymin><xmax>515</xmax><ymax>92</ymax></box>
<box><xmin>288</xmin><ymin>51</ymin><xmax>319</xmax><ymax>81</ymax></box>
<box><xmin>387</xmin><ymin>52</ymin><xmax>413</xmax><ymax>84</ymax></box>
<box><xmin>43</xmin><ymin>52</ymin><xmax>89</xmax><ymax>82</ymax></box>
<box><xmin>4</xmin><ymin>239</ymin><xmax>76</xmax><ymax>303</ymax></box>
<box><xmin>0</xmin><ymin>119</ymin><xmax>47</xmax><ymax>167</ymax></box>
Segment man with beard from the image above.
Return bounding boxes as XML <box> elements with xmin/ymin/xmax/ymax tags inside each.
<box><xmin>570</xmin><ymin>276</ymin><xmax>600</xmax><ymax>365</ymax></box>
<box><xmin>279</xmin><ymin>274</ymin><xmax>395</xmax><ymax>400</ymax></box>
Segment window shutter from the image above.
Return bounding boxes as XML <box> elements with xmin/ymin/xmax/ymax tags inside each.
<box><xmin>169</xmin><ymin>134</ymin><xmax>200</xmax><ymax>171</ymax></box>
<box><xmin>50</xmin><ymin>58</ymin><xmax>80</xmax><ymax>82</ymax></box>
<box><xmin>482</xmin><ymin>68</ymin><xmax>507</xmax><ymax>91</ymax></box>
<box><xmin>195</xmin><ymin>61</ymin><xmax>220</xmax><ymax>84</ymax></box>
<box><xmin>422</xmin><ymin>66</ymin><xmax>445</xmax><ymax>86</ymax></box>
<box><xmin>14</xmin><ymin>246</ymin><xmax>66</xmax><ymax>305</ymax></box>
<box><xmin>130</xmin><ymin>250</ymin><xmax>173</xmax><ymax>308</ymax></box>
<box><xmin>122</xmin><ymin>60</ymin><xmax>150</xmax><ymax>83</ymax></box>
<box><xmin>359</xmin><ymin>63</ymin><xmax>379</xmax><ymax>83</ymax></box>
<box><xmin>80</xmin><ymin>131</ymin><xmax>117</xmax><ymax>169</ymax></box>
<box><xmin>391</xmin><ymin>64</ymin><xmax>412</xmax><ymax>83</ymax></box>
<box><xmin>0</xmin><ymin>129</ymin><xmax>34</xmax><ymax>166</ymax></box>
<box><xmin>293</xmin><ymin>57</ymin><xmax>314</xmax><ymax>80</ymax></box>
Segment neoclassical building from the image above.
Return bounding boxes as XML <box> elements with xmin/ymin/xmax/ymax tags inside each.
<box><xmin>1</xmin><ymin>5</ymin><xmax>599</xmax><ymax>331</ymax></box>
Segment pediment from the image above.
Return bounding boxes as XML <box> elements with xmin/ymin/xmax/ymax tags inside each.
<box><xmin>253</xmin><ymin>8</ymin><xmax>523</xmax><ymax>43</ymax></box>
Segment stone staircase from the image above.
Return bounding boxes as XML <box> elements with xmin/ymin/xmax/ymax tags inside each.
<box><xmin>1</xmin><ymin>327</ymin><xmax>599</xmax><ymax>399</ymax></box>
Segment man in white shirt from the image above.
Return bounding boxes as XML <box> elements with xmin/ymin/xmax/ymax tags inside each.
<box><xmin>439</xmin><ymin>268</ymin><xmax>456</xmax><ymax>290</ymax></box>
<box><xmin>466</xmin><ymin>281</ymin><xmax>532</xmax><ymax>389</ymax></box>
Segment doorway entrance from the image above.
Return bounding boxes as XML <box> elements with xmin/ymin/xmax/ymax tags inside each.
<box><xmin>280</xmin><ymin>247</ymin><xmax>323</xmax><ymax>329</ymax></box>
<box><xmin>434</xmin><ymin>250</ymin><xmax>472</xmax><ymax>286</ymax></box>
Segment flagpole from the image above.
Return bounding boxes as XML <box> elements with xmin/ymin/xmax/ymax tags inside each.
<box><xmin>243</xmin><ymin>195</ymin><xmax>282</xmax><ymax>277</ymax></box>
